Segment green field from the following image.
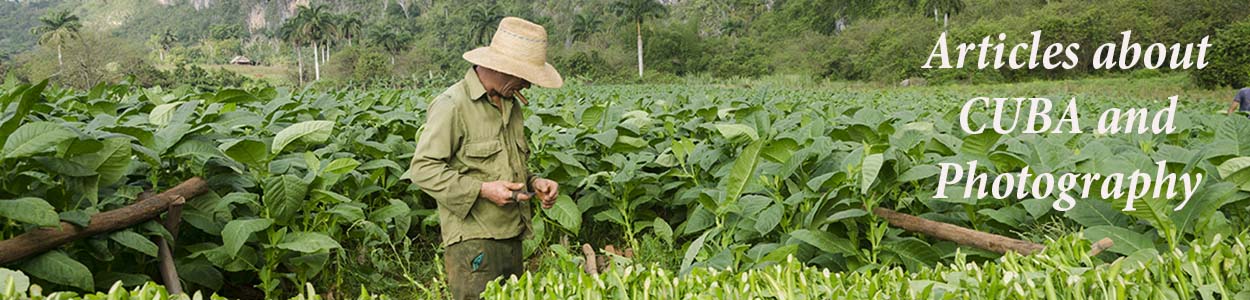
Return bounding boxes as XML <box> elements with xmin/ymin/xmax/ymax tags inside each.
<box><xmin>1</xmin><ymin>74</ymin><xmax>1249</xmax><ymax>299</ymax></box>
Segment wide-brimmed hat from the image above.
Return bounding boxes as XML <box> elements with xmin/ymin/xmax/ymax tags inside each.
<box><xmin>463</xmin><ymin>17</ymin><xmax>563</xmax><ymax>88</ymax></box>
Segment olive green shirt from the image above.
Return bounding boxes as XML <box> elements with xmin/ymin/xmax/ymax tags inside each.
<box><xmin>408</xmin><ymin>67</ymin><xmax>534</xmax><ymax>247</ymax></box>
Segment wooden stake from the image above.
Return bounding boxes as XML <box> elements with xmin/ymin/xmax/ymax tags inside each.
<box><xmin>156</xmin><ymin>196</ymin><xmax>186</xmax><ymax>295</ymax></box>
<box><xmin>0</xmin><ymin>177</ymin><xmax>210</xmax><ymax>265</ymax></box>
<box><xmin>872</xmin><ymin>207</ymin><xmax>1046</xmax><ymax>255</ymax></box>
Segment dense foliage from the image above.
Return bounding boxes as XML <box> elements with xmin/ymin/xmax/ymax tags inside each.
<box><xmin>2</xmin><ymin>0</ymin><xmax>1246</xmax><ymax>88</ymax></box>
<box><xmin>483</xmin><ymin>233</ymin><xmax>1250</xmax><ymax>299</ymax></box>
<box><xmin>9</xmin><ymin>231</ymin><xmax>1250</xmax><ymax>299</ymax></box>
<box><xmin>1</xmin><ymin>75</ymin><xmax>1247</xmax><ymax>298</ymax></box>
<box><xmin>1191</xmin><ymin>20</ymin><xmax>1250</xmax><ymax>89</ymax></box>
<box><xmin>0</xmin><ymin>79</ymin><xmax>438</xmax><ymax>298</ymax></box>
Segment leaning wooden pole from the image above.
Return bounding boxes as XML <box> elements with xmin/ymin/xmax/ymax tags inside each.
<box><xmin>0</xmin><ymin>177</ymin><xmax>209</xmax><ymax>265</ymax></box>
<box><xmin>155</xmin><ymin>196</ymin><xmax>187</xmax><ymax>295</ymax></box>
<box><xmin>872</xmin><ymin>207</ymin><xmax>1046</xmax><ymax>255</ymax></box>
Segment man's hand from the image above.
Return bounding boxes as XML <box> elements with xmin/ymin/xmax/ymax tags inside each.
<box><xmin>532</xmin><ymin>178</ymin><xmax>559</xmax><ymax>209</ymax></box>
<box><xmin>480</xmin><ymin>181</ymin><xmax>530</xmax><ymax>207</ymax></box>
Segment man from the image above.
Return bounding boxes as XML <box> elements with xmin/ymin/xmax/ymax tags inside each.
<box><xmin>1230</xmin><ymin>87</ymin><xmax>1250</xmax><ymax>117</ymax></box>
<box><xmin>406</xmin><ymin>17</ymin><xmax>563</xmax><ymax>300</ymax></box>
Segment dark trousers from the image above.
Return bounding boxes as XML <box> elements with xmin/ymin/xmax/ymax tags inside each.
<box><xmin>444</xmin><ymin>237</ymin><xmax>523</xmax><ymax>300</ymax></box>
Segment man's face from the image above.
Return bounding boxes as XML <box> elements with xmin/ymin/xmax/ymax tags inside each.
<box><xmin>497</xmin><ymin>73</ymin><xmax>531</xmax><ymax>98</ymax></box>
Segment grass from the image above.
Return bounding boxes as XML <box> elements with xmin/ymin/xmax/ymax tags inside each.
<box><xmin>153</xmin><ymin>63</ymin><xmax>292</xmax><ymax>85</ymax></box>
<box><xmin>200</xmin><ymin>64</ymin><xmax>291</xmax><ymax>85</ymax></box>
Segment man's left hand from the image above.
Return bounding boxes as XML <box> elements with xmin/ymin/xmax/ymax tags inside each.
<box><xmin>532</xmin><ymin>178</ymin><xmax>559</xmax><ymax>209</ymax></box>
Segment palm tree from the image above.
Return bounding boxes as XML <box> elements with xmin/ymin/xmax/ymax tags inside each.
<box><xmin>30</xmin><ymin>10</ymin><xmax>82</xmax><ymax>68</ymax></box>
<box><xmin>610</xmin><ymin>0</ymin><xmax>667</xmax><ymax>78</ymax></box>
<box><xmin>339</xmin><ymin>13</ymin><xmax>363</xmax><ymax>47</ymax></box>
<box><xmin>467</xmin><ymin>3</ymin><xmax>503</xmax><ymax>45</ymax></box>
<box><xmin>368</xmin><ymin>26</ymin><xmax>411</xmax><ymax>65</ymax></box>
<box><xmin>278</xmin><ymin>17</ymin><xmax>307</xmax><ymax>85</ymax></box>
<box><xmin>567</xmin><ymin>13</ymin><xmax>602</xmax><ymax>47</ymax></box>
<box><xmin>156</xmin><ymin>29</ymin><xmax>178</xmax><ymax>62</ymax></box>
<box><xmin>923</xmin><ymin>0</ymin><xmax>965</xmax><ymax>30</ymax></box>
<box><xmin>294</xmin><ymin>5</ymin><xmax>338</xmax><ymax>81</ymax></box>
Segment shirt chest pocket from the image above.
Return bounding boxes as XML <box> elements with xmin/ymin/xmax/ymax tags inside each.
<box><xmin>515</xmin><ymin>138</ymin><xmax>530</xmax><ymax>161</ymax></box>
<box><xmin>460</xmin><ymin>139</ymin><xmax>505</xmax><ymax>180</ymax></box>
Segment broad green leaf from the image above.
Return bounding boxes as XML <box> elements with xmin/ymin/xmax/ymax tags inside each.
<box><xmin>977</xmin><ymin>207</ymin><xmax>1027</xmax><ymax>227</ymax></box>
<box><xmin>790</xmin><ymin>229</ymin><xmax>857</xmax><ymax>256</ymax></box>
<box><xmin>220</xmin><ymin>138</ymin><xmax>269</xmax><ymax>169</ymax></box>
<box><xmin>212</xmin><ymin>89</ymin><xmax>260</xmax><ymax>104</ymax></box>
<box><xmin>0</xmin><ymin>80</ymin><xmax>46</xmax><ymax>152</ymax></box>
<box><xmin>885</xmin><ymin>238</ymin><xmax>939</xmax><ymax>271</ymax></box>
<box><xmin>933</xmin><ymin>185</ymin><xmax>977</xmax><ymax>205</ymax></box>
<box><xmin>1065</xmin><ymin>199</ymin><xmax>1129</xmax><ymax>227</ymax></box>
<box><xmin>1114</xmin><ymin>194</ymin><xmax>1177</xmax><ymax>243</ymax></box>
<box><xmin>680</xmin><ymin>228</ymin><xmax>717</xmax><ymax>275</ymax></box>
<box><xmin>370</xmin><ymin>199</ymin><xmax>411</xmax><ymax>223</ymax></box>
<box><xmin>312</xmin><ymin>189</ymin><xmax>353</xmax><ymax>204</ymax></box>
<box><xmin>71</xmin><ymin>138</ymin><xmax>131</xmax><ymax>186</ymax></box>
<box><xmin>897</xmin><ymin>165</ymin><xmax>939</xmax><ymax>182</ymax></box>
<box><xmin>58</xmin><ymin>210</ymin><xmax>92</xmax><ymax>227</ymax></box>
<box><xmin>1217</xmin><ymin>116</ymin><xmax>1250</xmax><ymax>156</ymax></box>
<box><xmin>323</xmin><ymin>158</ymin><xmax>361</xmax><ymax>175</ymax></box>
<box><xmin>303</xmin><ymin>151</ymin><xmax>321</xmax><ymax>175</ymax></box>
<box><xmin>153</xmin><ymin>123</ymin><xmax>191</xmax><ymax>154</ymax></box>
<box><xmin>592</xmin><ymin>209</ymin><xmax>625</xmax><ymax>226</ymax></box>
<box><xmin>327</xmin><ymin>204</ymin><xmax>365</xmax><ymax>222</ymax></box>
<box><xmin>579</xmin><ymin>105</ymin><xmax>605</xmax><ymax>128</ymax></box>
<box><xmin>178</xmin><ymin>260</ymin><xmax>222</xmax><ymax>290</ymax></box>
<box><xmin>824</xmin><ymin>208</ymin><xmax>868</xmax><ymax>224</ymax></box>
<box><xmin>960</xmin><ymin>131</ymin><xmax>1001</xmax><ymax>160</ymax></box>
<box><xmin>723</xmin><ymin>139</ymin><xmax>763</xmax><ymax>204</ymax></box>
<box><xmin>683</xmin><ymin>207</ymin><xmax>715</xmax><ymax>235</ymax></box>
<box><xmin>671</xmin><ymin>139</ymin><xmax>695</xmax><ymax>164</ymax></box>
<box><xmin>754</xmin><ymin>203</ymin><xmax>783</xmax><ymax>235</ymax></box>
<box><xmin>653</xmin><ymin>217</ymin><xmax>673</xmax><ymax>245</ymax></box>
<box><xmin>1218</xmin><ymin>157</ymin><xmax>1250</xmax><ymax>191</ymax></box>
<box><xmin>272</xmin><ymin>120</ymin><xmax>334</xmax><ymax>154</ymax></box>
<box><xmin>1020</xmin><ymin>198</ymin><xmax>1052</xmax><ymax>220</ymax></box>
<box><xmin>547</xmin><ymin>194</ymin><xmax>581</xmax><ymax>235</ymax></box>
<box><xmin>149</xmin><ymin>101</ymin><xmax>183</xmax><ymax>126</ymax></box>
<box><xmin>1083</xmin><ymin>225</ymin><xmax>1155</xmax><ymax>256</ymax></box>
<box><xmin>860</xmin><ymin>153</ymin><xmax>884</xmax><ymax>194</ymax></box>
<box><xmin>589</xmin><ymin>129</ymin><xmax>617</xmax><ymax>148</ymax></box>
<box><xmin>262</xmin><ymin>175</ymin><xmax>308</xmax><ymax>225</ymax></box>
<box><xmin>34</xmin><ymin>157</ymin><xmax>97</xmax><ymax>177</ymax></box>
<box><xmin>714</xmin><ymin>123</ymin><xmax>759</xmax><ymax>141</ymax></box>
<box><xmin>276</xmin><ymin>232</ymin><xmax>341</xmax><ymax>253</ymax></box>
<box><xmin>19</xmin><ymin>251</ymin><xmax>93</xmax><ymax>291</ymax></box>
<box><xmin>109</xmin><ymin>230</ymin><xmax>159</xmax><ymax>257</ymax></box>
<box><xmin>1171</xmin><ymin>182</ymin><xmax>1237</xmax><ymax>235</ymax></box>
<box><xmin>761</xmin><ymin>138</ymin><xmax>798</xmax><ymax>163</ymax></box>
<box><xmin>551</xmin><ymin>152</ymin><xmax>586</xmax><ymax>172</ymax></box>
<box><xmin>0</xmin><ymin>197</ymin><xmax>60</xmax><ymax>227</ymax></box>
<box><xmin>738</xmin><ymin>195</ymin><xmax>772</xmax><ymax>218</ymax></box>
<box><xmin>2</xmin><ymin>122</ymin><xmax>75</xmax><ymax>159</ymax></box>
<box><xmin>220</xmin><ymin>218</ymin><xmax>273</xmax><ymax>258</ymax></box>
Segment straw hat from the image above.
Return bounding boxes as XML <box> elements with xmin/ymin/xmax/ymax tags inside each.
<box><xmin>463</xmin><ymin>17</ymin><xmax>563</xmax><ymax>88</ymax></box>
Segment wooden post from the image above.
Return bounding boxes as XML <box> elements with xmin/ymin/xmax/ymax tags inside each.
<box><xmin>872</xmin><ymin>207</ymin><xmax>1046</xmax><ymax>255</ymax></box>
<box><xmin>155</xmin><ymin>196</ymin><xmax>186</xmax><ymax>295</ymax></box>
<box><xmin>0</xmin><ymin>177</ymin><xmax>209</xmax><ymax>265</ymax></box>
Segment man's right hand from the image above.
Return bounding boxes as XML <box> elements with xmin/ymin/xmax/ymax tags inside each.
<box><xmin>480</xmin><ymin>181</ymin><xmax>530</xmax><ymax>206</ymax></box>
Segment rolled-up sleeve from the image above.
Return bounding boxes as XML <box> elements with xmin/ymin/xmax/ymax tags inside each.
<box><xmin>409</xmin><ymin>97</ymin><xmax>482</xmax><ymax>219</ymax></box>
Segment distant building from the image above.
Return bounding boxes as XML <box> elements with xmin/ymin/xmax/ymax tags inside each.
<box><xmin>230</xmin><ymin>56</ymin><xmax>257</xmax><ymax>65</ymax></box>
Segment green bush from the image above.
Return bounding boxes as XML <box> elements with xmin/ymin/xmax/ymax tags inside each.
<box><xmin>1191</xmin><ymin>20</ymin><xmax>1250</xmax><ymax>88</ymax></box>
<box><xmin>485</xmin><ymin>233</ymin><xmax>1250</xmax><ymax>299</ymax></box>
<box><xmin>553</xmin><ymin>50</ymin><xmax>614</xmax><ymax>81</ymax></box>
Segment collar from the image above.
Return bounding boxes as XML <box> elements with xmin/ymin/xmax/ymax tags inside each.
<box><xmin>463</xmin><ymin>67</ymin><xmax>487</xmax><ymax>101</ymax></box>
